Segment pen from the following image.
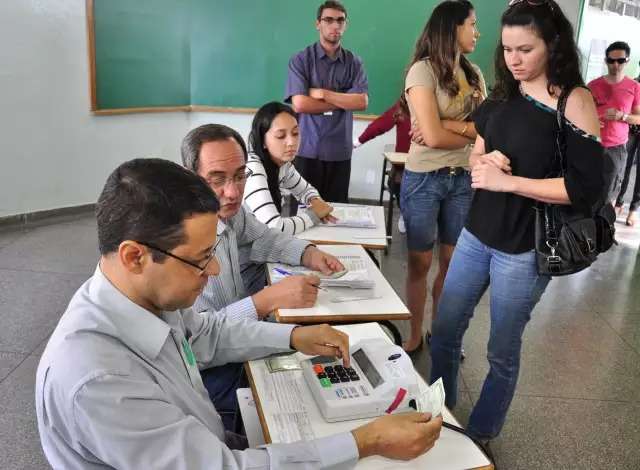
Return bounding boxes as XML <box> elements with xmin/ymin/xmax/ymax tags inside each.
<box><xmin>273</xmin><ymin>267</ymin><xmax>328</xmax><ymax>291</ymax></box>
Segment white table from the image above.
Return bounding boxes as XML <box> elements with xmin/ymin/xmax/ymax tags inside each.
<box><xmin>267</xmin><ymin>244</ymin><xmax>410</xmax><ymax>324</ymax></box>
<box><xmin>380</xmin><ymin>152</ymin><xmax>408</xmax><ymax>239</ymax></box>
<box><xmin>297</xmin><ymin>203</ymin><xmax>388</xmax><ymax>250</ymax></box>
<box><xmin>245</xmin><ymin>322</ymin><xmax>493</xmax><ymax>470</ymax></box>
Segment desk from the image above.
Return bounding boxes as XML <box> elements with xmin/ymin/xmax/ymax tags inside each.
<box><xmin>297</xmin><ymin>204</ymin><xmax>388</xmax><ymax>251</ymax></box>
<box><xmin>267</xmin><ymin>244</ymin><xmax>410</xmax><ymax>324</ymax></box>
<box><xmin>245</xmin><ymin>322</ymin><xmax>493</xmax><ymax>470</ymax></box>
<box><xmin>380</xmin><ymin>152</ymin><xmax>408</xmax><ymax>239</ymax></box>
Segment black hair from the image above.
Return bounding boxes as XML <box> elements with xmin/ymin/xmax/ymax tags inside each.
<box><xmin>96</xmin><ymin>158</ymin><xmax>220</xmax><ymax>258</ymax></box>
<box><xmin>317</xmin><ymin>0</ymin><xmax>347</xmax><ymax>20</ymax></box>
<box><xmin>181</xmin><ymin>124</ymin><xmax>248</xmax><ymax>174</ymax></box>
<box><xmin>248</xmin><ymin>102</ymin><xmax>298</xmax><ymax>213</ymax></box>
<box><xmin>606</xmin><ymin>41</ymin><xmax>630</xmax><ymax>58</ymax></box>
<box><xmin>400</xmin><ymin>0</ymin><xmax>481</xmax><ymax>116</ymax></box>
<box><xmin>492</xmin><ymin>0</ymin><xmax>583</xmax><ymax>101</ymax></box>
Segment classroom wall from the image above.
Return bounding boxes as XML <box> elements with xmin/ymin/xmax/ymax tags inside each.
<box><xmin>0</xmin><ymin>0</ymin><xmax>190</xmax><ymax>218</ymax></box>
<box><xmin>0</xmin><ymin>0</ymin><xmax>583</xmax><ymax>218</ymax></box>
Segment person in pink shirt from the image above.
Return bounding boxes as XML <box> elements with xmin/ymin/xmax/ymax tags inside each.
<box><xmin>588</xmin><ymin>41</ymin><xmax>640</xmax><ymax>204</ymax></box>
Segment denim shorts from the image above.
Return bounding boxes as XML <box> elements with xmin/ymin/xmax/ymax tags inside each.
<box><xmin>400</xmin><ymin>168</ymin><xmax>473</xmax><ymax>251</ymax></box>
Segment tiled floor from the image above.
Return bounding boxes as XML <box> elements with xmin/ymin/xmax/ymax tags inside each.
<box><xmin>1</xmin><ymin>209</ymin><xmax>639</xmax><ymax>469</ymax></box>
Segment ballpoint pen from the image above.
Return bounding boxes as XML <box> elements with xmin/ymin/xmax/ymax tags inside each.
<box><xmin>273</xmin><ymin>267</ymin><xmax>329</xmax><ymax>291</ymax></box>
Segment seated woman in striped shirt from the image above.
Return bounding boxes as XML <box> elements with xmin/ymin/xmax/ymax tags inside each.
<box><xmin>244</xmin><ymin>102</ymin><xmax>335</xmax><ymax>234</ymax></box>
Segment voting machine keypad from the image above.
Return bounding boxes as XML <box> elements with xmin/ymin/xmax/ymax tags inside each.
<box><xmin>312</xmin><ymin>362</ymin><xmax>370</xmax><ymax>399</ymax></box>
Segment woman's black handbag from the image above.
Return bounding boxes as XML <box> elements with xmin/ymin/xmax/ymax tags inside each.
<box><xmin>535</xmin><ymin>87</ymin><xmax>616</xmax><ymax>276</ymax></box>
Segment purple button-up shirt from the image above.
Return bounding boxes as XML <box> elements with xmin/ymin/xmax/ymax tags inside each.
<box><xmin>285</xmin><ymin>42</ymin><xmax>368</xmax><ymax>162</ymax></box>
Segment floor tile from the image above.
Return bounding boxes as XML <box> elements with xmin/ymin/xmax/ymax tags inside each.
<box><xmin>460</xmin><ymin>306</ymin><xmax>640</xmax><ymax>402</ymax></box>
<box><xmin>487</xmin><ymin>396</ymin><xmax>640</xmax><ymax>470</ymax></box>
<box><xmin>0</xmin><ymin>355</ymin><xmax>48</xmax><ymax>470</ymax></box>
<box><xmin>0</xmin><ymin>226</ymin><xmax>30</xmax><ymax>250</ymax></box>
<box><xmin>0</xmin><ymin>222</ymin><xmax>98</xmax><ymax>275</ymax></box>
<box><xmin>0</xmin><ymin>269</ymin><xmax>86</xmax><ymax>354</ymax></box>
<box><xmin>597</xmin><ymin>312</ymin><xmax>640</xmax><ymax>355</ymax></box>
<box><xmin>0</xmin><ymin>352</ymin><xmax>27</xmax><ymax>382</ymax></box>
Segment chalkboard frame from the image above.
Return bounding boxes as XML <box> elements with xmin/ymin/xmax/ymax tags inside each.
<box><xmin>85</xmin><ymin>0</ymin><xmax>379</xmax><ymax>119</ymax></box>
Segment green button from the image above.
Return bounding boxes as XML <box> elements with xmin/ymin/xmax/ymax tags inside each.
<box><xmin>320</xmin><ymin>378</ymin><xmax>332</xmax><ymax>388</ymax></box>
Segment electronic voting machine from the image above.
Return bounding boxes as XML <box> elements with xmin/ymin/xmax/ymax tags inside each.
<box><xmin>301</xmin><ymin>338</ymin><xmax>419</xmax><ymax>422</ymax></box>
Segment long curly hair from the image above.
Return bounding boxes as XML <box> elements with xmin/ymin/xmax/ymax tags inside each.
<box><xmin>400</xmin><ymin>0</ymin><xmax>480</xmax><ymax>116</ymax></box>
<box><xmin>248</xmin><ymin>102</ymin><xmax>298</xmax><ymax>213</ymax></box>
<box><xmin>492</xmin><ymin>0</ymin><xmax>583</xmax><ymax>101</ymax></box>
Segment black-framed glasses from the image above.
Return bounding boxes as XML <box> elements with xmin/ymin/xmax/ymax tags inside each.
<box><xmin>206</xmin><ymin>168</ymin><xmax>253</xmax><ymax>190</ymax></box>
<box><xmin>137</xmin><ymin>238</ymin><xmax>221</xmax><ymax>275</ymax></box>
<box><xmin>606</xmin><ymin>57</ymin><xmax>629</xmax><ymax>65</ymax></box>
<box><xmin>320</xmin><ymin>16</ymin><xmax>347</xmax><ymax>26</ymax></box>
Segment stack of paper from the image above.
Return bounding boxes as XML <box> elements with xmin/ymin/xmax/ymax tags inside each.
<box><xmin>329</xmin><ymin>206</ymin><xmax>376</xmax><ymax>229</ymax></box>
<box><xmin>271</xmin><ymin>255</ymin><xmax>374</xmax><ymax>289</ymax></box>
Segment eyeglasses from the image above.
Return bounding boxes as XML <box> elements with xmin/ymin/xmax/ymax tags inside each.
<box><xmin>206</xmin><ymin>168</ymin><xmax>253</xmax><ymax>190</ymax></box>
<box><xmin>606</xmin><ymin>57</ymin><xmax>629</xmax><ymax>65</ymax></box>
<box><xmin>137</xmin><ymin>238</ymin><xmax>221</xmax><ymax>275</ymax></box>
<box><xmin>320</xmin><ymin>16</ymin><xmax>347</xmax><ymax>26</ymax></box>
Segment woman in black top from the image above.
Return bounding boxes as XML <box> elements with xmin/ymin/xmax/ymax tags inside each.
<box><xmin>430</xmin><ymin>0</ymin><xmax>604</xmax><ymax>442</ymax></box>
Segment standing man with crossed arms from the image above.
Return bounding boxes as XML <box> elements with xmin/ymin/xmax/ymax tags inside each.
<box><xmin>285</xmin><ymin>0</ymin><xmax>368</xmax><ymax>203</ymax></box>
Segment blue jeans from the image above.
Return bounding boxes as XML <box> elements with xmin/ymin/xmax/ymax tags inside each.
<box><xmin>400</xmin><ymin>169</ymin><xmax>472</xmax><ymax>251</ymax></box>
<box><xmin>430</xmin><ymin>228</ymin><xmax>550</xmax><ymax>439</ymax></box>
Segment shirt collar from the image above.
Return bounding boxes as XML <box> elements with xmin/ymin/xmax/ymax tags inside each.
<box><xmin>217</xmin><ymin>219</ymin><xmax>227</xmax><ymax>236</ymax></box>
<box><xmin>88</xmin><ymin>265</ymin><xmax>171</xmax><ymax>360</ymax></box>
<box><xmin>315</xmin><ymin>41</ymin><xmax>344</xmax><ymax>63</ymax></box>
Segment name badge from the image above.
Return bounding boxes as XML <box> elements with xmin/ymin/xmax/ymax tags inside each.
<box><xmin>182</xmin><ymin>338</ymin><xmax>196</xmax><ymax>367</ymax></box>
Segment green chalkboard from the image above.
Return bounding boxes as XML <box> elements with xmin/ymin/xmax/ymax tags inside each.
<box><xmin>91</xmin><ymin>0</ymin><xmax>509</xmax><ymax>114</ymax></box>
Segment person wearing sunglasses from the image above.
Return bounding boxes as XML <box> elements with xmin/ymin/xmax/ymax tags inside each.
<box><xmin>430</xmin><ymin>0</ymin><xmax>604</xmax><ymax>444</ymax></box>
<box><xmin>285</xmin><ymin>0</ymin><xmax>368</xmax><ymax>203</ymax></box>
<box><xmin>35</xmin><ymin>158</ymin><xmax>443</xmax><ymax>469</ymax></box>
<box><xmin>588</xmin><ymin>41</ymin><xmax>640</xmax><ymax>207</ymax></box>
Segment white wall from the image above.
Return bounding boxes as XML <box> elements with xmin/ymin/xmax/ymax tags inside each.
<box><xmin>0</xmin><ymin>0</ymin><xmax>190</xmax><ymax>218</ymax></box>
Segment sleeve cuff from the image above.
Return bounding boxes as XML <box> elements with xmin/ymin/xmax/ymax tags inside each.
<box><xmin>316</xmin><ymin>432</ymin><xmax>360</xmax><ymax>468</ymax></box>
<box><xmin>256</xmin><ymin>322</ymin><xmax>297</xmax><ymax>350</ymax></box>
<box><xmin>280</xmin><ymin>237</ymin><xmax>312</xmax><ymax>266</ymax></box>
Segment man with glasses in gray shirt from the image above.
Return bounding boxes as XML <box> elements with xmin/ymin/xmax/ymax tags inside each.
<box><xmin>285</xmin><ymin>0</ymin><xmax>368</xmax><ymax>203</ymax></box>
<box><xmin>35</xmin><ymin>158</ymin><xmax>442</xmax><ymax>469</ymax></box>
<box><xmin>181</xmin><ymin>124</ymin><xmax>345</xmax><ymax>431</ymax></box>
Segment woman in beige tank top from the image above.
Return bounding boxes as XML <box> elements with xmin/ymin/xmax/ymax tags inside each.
<box><xmin>400</xmin><ymin>0</ymin><xmax>486</xmax><ymax>353</ymax></box>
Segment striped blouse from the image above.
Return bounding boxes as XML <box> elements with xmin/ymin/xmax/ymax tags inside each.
<box><xmin>243</xmin><ymin>153</ymin><xmax>321</xmax><ymax>235</ymax></box>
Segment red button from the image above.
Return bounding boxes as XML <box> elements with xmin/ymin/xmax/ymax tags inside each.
<box><xmin>313</xmin><ymin>365</ymin><xmax>324</xmax><ymax>374</ymax></box>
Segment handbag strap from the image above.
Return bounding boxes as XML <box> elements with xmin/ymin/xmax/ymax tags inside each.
<box><xmin>552</xmin><ymin>87</ymin><xmax>571</xmax><ymax>177</ymax></box>
<box><xmin>543</xmin><ymin>86</ymin><xmax>577</xmax><ymax>253</ymax></box>
<box><xmin>552</xmin><ymin>85</ymin><xmax>591</xmax><ymax>175</ymax></box>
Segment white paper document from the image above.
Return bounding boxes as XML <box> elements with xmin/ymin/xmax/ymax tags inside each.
<box><xmin>271</xmin><ymin>255</ymin><xmax>374</xmax><ymax>289</ymax></box>
<box><xmin>329</xmin><ymin>206</ymin><xmax>376</xmax><ymax>228</ymax></box>
<box><xmin>416</xmin><ymin>377</ymin><xmax>445</xmax><ymax>417</ymax></box>
<box><xmin>260</xmin><ymin>369</ymin><xmax>316</xmax><ymax>443</ymax></box>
